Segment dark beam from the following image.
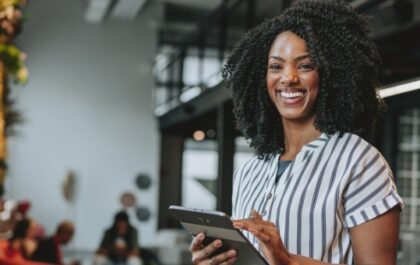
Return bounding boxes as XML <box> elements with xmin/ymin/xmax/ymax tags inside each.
<box><xmin>218</xmin><ymin>0</ymin><xmax>228</xmax><ymax>63</ymax></box>
<box><xmin>246</xmin><ymin>0</ymin><xmax>256</xmax><ymax>29</ymax></box>
<box><xmin>158</xmin><ymin>133</ymin><xmax>184</xmax><ymax>229</ymax></box>
<box><xmin>216</xmin><ymin>101</ymin><xmax>235</xmax><ymax>214</ymax></box>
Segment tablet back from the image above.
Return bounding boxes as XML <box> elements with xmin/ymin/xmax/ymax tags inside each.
<box><xmin>169</xmin><ymin>205</ymin><xmax>268</xmax><ymax>265</ymax></box>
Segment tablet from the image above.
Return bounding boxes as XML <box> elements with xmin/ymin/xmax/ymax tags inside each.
<box><xmin>169</xmin><ymin>205</ymin><xmax>268</xmax><ymax>265</ymax></box>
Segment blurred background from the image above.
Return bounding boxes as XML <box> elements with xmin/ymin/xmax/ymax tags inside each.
<box><xmin>0</xmin><ymin>0</ymin><xmax>419</xmax><ymax>264</ymax></box>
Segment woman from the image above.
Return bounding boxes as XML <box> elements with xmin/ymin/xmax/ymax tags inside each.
<box><xmin>94</xmin><ymin>211</ymin><xmax>142</xmax><ymax>265</ymax></box>
<box><xmin>189</xmin><ymin>1</ymin><xmax>403</xmax><ymax>265</ymax></box>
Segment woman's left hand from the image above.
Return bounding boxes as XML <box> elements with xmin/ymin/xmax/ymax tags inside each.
<box><xmin>233</xmin><ymin>209</ymin><xmax>296</xmax><ymax>265</ymax></box>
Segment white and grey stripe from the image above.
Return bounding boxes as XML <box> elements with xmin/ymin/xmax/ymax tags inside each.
<box><xmin>231</xmin><ymin>132</ymin><xmax>404</xmax><ymax>264</ymax></box>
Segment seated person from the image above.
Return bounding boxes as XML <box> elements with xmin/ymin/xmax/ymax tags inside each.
<box><xmin>31</xmin><ymin>220</ymin><xmax>79</xmax><ymax>265</ymax></box>
<box><xmin>0</xmin><ymin>218</ymin><xmax>46</xmax><ymax>265</ymax></box>
<box><xmin>94</xmin><ymin>211</ymin><xmax>142</xmax><ymax>265</ymax></box>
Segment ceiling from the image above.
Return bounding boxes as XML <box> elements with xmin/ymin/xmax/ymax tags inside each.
<box><xmin>84</xmin><ymin>0</ymin><xmax>222</xmax><ymax>24</ymax></box>
<box><xmin>159</xmin><ymin>0</ymin><xmax>420</xmax><ymax>86</ymax></box>
<box><xmin>155</xmin><ymin>0</ymin><xmax>420</xmax><ymax>137</ymax></box>
<box><xmin>84</xmin><ymin>0</ymin><xmax>420</xmax><ymax>86</ymax></box>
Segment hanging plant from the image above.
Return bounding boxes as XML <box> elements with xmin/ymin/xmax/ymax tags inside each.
<box><xmin>0</xmin><ymin>44</ymin><xmax>28</xmax><ymax>84</ymax></box>
<box><xmin>0</xmin><ymin>0</ymin><xmax>28</xmax><ymax>84</ymax></box>
<box><xmin>0</xmin><ymin>0</ymin><xmax>27</xmax><ymax>195</ymax></box>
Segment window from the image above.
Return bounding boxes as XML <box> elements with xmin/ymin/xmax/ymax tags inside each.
<box><xmin>396</xmin><ymin>108</ymin><xmax>420</xmax><ymax>230</ymax></box>
<box><xmin>182</xmin><ymin>139</ymin><xmax>218</xmax><ymax>210</ymax></box>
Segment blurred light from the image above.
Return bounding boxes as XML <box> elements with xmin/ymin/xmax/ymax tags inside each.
<box><xmin>85</xmin><ymin>0</ymin><xmax>112</xmax><ymax>24</ymax></box>
<box><xmin>110</xmin><ymin>0</ymin><xmax>148</xmax><ymax>20</ymax></box>
<box><xmin>350</xmin><ymin>0</ymin><xmax>372</xmax><ymax>8</ymax></box>
<box><xmin>154</xmin><ymin>104</ymin><xmax>171</xmax><ymax>117</ymax></box>
<box><xmin>180</xmin><ymin>86</ymin><xmax>201</xmax><ymax>103</ymax></box>
<box><xmin>205</xmin><ymin>73</ymin><xmax>222</xmax><ymax>88</ymax></box>
<box><xmin>193</xmin><ymin>130</ymin><xmax>205</xmax><ymax>141</ymax></box>
<box><xmin>379</xmin><ymin>78</ymin><xmax>420</xmax><ymax>98</ymax></box>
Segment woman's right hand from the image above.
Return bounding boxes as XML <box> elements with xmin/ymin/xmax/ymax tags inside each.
<box><xmin>189</xmin><ymin>232</ymin><xmax>237</xmax><ymax>265</ymax></box>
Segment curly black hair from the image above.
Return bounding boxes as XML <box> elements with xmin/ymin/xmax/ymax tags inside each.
<box><xmin>222</xmin><ymin>0</ymin><xmax>384</xmax><ymax>158</ymax></box>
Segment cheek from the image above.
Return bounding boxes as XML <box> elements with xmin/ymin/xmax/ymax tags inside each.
<box><xmin>266</xmin><ymin>73</ymin><xmax>276</xmax><ymax>89</ymax></box>
<box><xmin>266</xmin><ymin>73</ymin><xmax>278</xmax><ymax>98</ymax></box>
<box><xmin>302</xmin><ymin>73</ymin><xmax>319</xmax><ymax>93</ymax></box>
<box><xmin>266</xmin><ymin>84</ymin><xmax>276</xmax><ymax>104</ymax></box>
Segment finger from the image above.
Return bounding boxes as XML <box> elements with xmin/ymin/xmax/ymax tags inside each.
<box><xmin>249</xmin><ymin>228</ymin><xmax>271</xmax><ymax>243</ymax></box>
<box><xmin>233</xmin><ymin>216</ymin><xmax>261</xmax><ymax>229</ymax></box>
<box><xmin>190</xmin><ymin>233</ymin><xmax>205</xmax><ymax>252</ymax></box>
<box><xmin>195</xmin><ymin>239</ymin><xmax>223</xmax><ymax>261</ymax></box>
<box><xmin>232</xmin><ymin>221</ymin><xmax>243</xmax><ymax>229</ymax></box>
<box><xmin>250</xmin><ymin>209</ymin><xmax>263</xmax><ymax>219</ymax></box>
<box><xmin>210</xmin><ymin>249</ymin><xmax>237</xmax><ymax>264</ymax></box>
<box><xmin>220</xmin><ymin>256</ymin><xmax>237</xmax><ymax>265</ymax></box>
<box><xmin>234</xmin><ymin>218</ymin><xmax>272</xmax><ymax>231</ymax></box>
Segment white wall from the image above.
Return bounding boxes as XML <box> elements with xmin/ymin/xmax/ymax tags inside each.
<box><xmin>6</xmin><ymin>0</ymin><xmax>161</xmax><ymax>250</ymax></box>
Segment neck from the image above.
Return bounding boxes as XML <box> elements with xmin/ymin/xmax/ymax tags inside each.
<box><xmin>281</xmin><ymin>116</ymin><xmax>321</xmax><ymax>160</ymax></box>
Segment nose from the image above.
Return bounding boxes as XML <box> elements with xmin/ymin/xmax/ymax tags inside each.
<box><xmin>280</xmin><ymin>67</ymin><xmax>298</xmax><ymax>85</ymax></box>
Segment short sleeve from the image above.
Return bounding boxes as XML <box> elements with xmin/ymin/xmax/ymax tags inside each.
<box><xmin>343</xmin><ymin>146</ymin><xmax>404</xmax><ymax>228</ymax></box>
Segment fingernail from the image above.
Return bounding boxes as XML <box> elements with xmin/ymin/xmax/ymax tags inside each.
<box><xmin>228</xmin><ymin>250</ymin><xmax>237</xmax><ymax>257</ymax></box>
<box><xmin>197</xmin><ymin>233</ymin><xmax>204</xmax><ymax>239</ymax></box>
<box><xmin>214</xmin><ymin>239</ymin><xmax>222</xmax><ymax>247</ymax></box>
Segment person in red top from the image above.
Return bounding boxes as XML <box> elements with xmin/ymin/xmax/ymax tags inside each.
<box><xmin>31</xmin><ymin>221</ymin><xmax>79</xmax><ymax>265</ymax></box>
<box><xmin>0</xmin><ymin>218</ymin><xmax>46</xmax><ymax>265</ymax></box>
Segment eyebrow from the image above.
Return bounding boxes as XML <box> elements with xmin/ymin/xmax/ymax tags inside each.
<box><xmin>269</xmin><ymin>53</ymin><xmax>312</xmax><ymax>62</ymax></box>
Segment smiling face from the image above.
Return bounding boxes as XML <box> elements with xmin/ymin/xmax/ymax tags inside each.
<box><xmin>266</xmin><ymin>31</ymin><xmax>319</xmax><ymax>124</ymax></box>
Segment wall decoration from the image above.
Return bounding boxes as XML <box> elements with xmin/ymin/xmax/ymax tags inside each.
<box><xmin>135</xmin><ymin>206</ymin><xmax>150</xmax><ymax>222</ymax></box>
<box><xmin>62</xmin><ymin>170</ymin><xmax>76</xmax><ymax>203</ymax></box>
<box><xmin>120</xmin><ymin>191</ymin><xmax>136</xmax><ymax>208</ymax></box>
<box><xmin>135</xmin><ymin>173</ymin><xmax>151</xmax><ymax>189</ymax></box>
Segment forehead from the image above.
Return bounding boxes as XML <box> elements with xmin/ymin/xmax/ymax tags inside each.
<box><xmin>268</xmin><ymin>31</ymin><xmax>309</xmax><ymax>57</ymax></box>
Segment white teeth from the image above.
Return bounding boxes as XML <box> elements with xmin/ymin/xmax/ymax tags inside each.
<box><xmin>280</xmin><ymin>91</ymin><xmax>304</xmax><ymax>98</ymax></box>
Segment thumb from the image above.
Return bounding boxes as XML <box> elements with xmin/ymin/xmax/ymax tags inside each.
<box><xmin>250</xmin><ymin>209</ymin><xmax>262</xmax><ymax>219</ymax></box>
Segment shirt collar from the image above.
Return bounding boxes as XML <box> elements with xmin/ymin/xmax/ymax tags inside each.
<box><xmin>301</xmin><ymin>132</ymin><xmax>330</xmax><ymax>152</ymax></box>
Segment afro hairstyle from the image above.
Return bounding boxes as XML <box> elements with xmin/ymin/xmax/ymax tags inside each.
<box><xmin>222</xmin><ymin>0</ymin><xmax>384</xmax><ymax>158</ymax></box>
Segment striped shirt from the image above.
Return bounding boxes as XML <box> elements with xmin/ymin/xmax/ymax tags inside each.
<box><xmin>231</xmin><ymin>132</ymin><xmax>404</xmax><ymax>264</ymax></box>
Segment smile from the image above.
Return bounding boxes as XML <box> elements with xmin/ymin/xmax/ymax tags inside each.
<box><xmin>280</xmin><ymin>91</ymin><xmax>305</xmax><ymax>99</ymax></box>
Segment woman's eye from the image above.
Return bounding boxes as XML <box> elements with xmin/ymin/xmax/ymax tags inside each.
<box><xmin>298</xmin><ymin>63</ymin><xmax>315</xmax><ymax>71</ymax></box>
<box><xmin>269</xmin><ymin>64</ymin><xmax>281</xmax><ymax>70</ymax></box>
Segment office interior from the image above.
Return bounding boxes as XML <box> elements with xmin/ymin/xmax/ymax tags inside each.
<box><xmin>0</xmin><ymin>0</ymin><xmax>420</xmax><ymax>264</ymax></box>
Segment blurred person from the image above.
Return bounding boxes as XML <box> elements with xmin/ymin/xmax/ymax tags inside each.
<box><xmin>16</xmin><ymin>200</ymin><xmax>32</xmax><ymax>218</ymax></box>
<box><xmin>31</xmin><ymin>220</ymin><xmax>79</xmax><ymax>265</ymax></box>
<box><xmin>94</xmin><ymin>211</ymin><xmax>142</xmax><ymax>265</ymax></box>
<box><xmin>0</xmin><ymin>218</ymin><xmax>43</xmax><ymax>264</ymax></box>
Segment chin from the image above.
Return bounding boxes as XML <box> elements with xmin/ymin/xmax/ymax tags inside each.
<box><xmin>280</xmin><ymin>110</ymin><xmax>314</xmax><ymax>122</ymax></box>
<box><xmin>279</xmin><ymin>110</ymin><xmax>304</xmax><ymax>119</ymax></box>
